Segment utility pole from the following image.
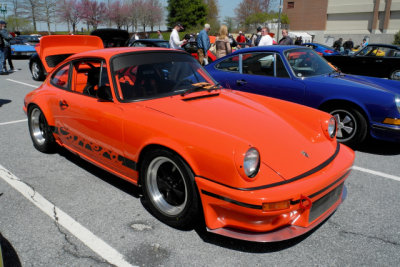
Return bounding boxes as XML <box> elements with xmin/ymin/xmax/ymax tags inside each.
<box><xmin>277</xmin><ymin>0</ymin><xmax>283</xmax><ymax>43</ymax></box>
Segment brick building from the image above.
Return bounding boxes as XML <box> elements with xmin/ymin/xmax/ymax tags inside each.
<box><xmin>283</xmin><ymin>0</ymin><xmax>400</xmax><ymax>45</ymax></box>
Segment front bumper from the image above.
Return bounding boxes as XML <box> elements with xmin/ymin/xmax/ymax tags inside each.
<box><xmin>195</xmin><ymin>144</ymin><xmax>354</xmax><ymax>242</ymax></box>
<box><xmin>371</xmin><ymin>123</ymin><xmax>400</xmax><ymax>142</ymax></box>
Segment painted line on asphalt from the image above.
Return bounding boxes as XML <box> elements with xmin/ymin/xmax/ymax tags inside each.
<box><xmin>6</xmin><ymin>79</ymin><xmax>38</xmax><ymax>88</ymax></box>
<box><xmin>0</xmin><ymin>164</ymin><xmax>136</xmax><ymax>267</ymax></box>
<box><xmin>353</xmin><ymin>166</ymin><xmax>400</xmax><ymax>182</ymax></box>
<box><xmin>0</xmin><ymin>119</ymin><xmax>27</xmax><ymax>126</ymax></box>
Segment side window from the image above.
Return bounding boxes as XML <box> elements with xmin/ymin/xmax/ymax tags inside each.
<box><xmin>72</xmin><ymin>60</ymin><xmax>110</xmax><ymax>98</ymax></box>
<box><xmin>242</xmin><ymin>53</ymin><xmax>275</xmax><ymax>77</ymax></box>
<box><xmin>276</xmin><ymin>55</ymin><xmax>290</xmax><ymax>78</ymax></box>
<box><xmin>215</xmin><ymin>55</ymin><xmax>239</xmax><ymax>72</ymax></box>
<box><xmin>357</xmin><ymin>46</ymin><xmax>374</xmax><ymax>56</ymax></box>
<box><xmin>50</xmin><ymin>64</ymin><xmax>70</xmax><ymax>90</ymax></box>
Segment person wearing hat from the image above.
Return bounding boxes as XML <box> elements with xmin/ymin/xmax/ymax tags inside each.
<box><xmin>0</xmin><ymin>20</ymin><xmax>12</xmax><ymax>75</ymax></box>
<box><xmin>196</xmin><ymin>23</ymin><xmax>211</xmax><ymax>65</ymax></box>
<box><xmin>251</xmin><ymin>26</ymin><xmax>262</xmax><ymax>47</ymax></box>
<box><xmin>169</xmin><ymin>23</ymin><xmax>186</xmax><ymax>49</ymax></box>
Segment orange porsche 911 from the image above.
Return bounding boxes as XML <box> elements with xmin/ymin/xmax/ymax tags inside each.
<box><xmin>24</xmin><ymin>35</ymin><xmax>354</xmax><ymax>242</ymax></box>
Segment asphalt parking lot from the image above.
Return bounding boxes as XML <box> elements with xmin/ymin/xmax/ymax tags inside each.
<box><xmin>1</xmin><ymin>59</ymin><xmax>399</xmax><ymax>266</ymax></box>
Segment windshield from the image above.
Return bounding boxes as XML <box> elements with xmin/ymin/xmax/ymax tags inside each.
<box><xmin>155</xmin><ymin>41</ymin><xmax>170</xmax><ymax>48</ymax></box>
<box><xmin>112</xmin><ymin>52</ymin><xmax>216</xmax><ymax>101</ymax></box>
<box><xmin>284</xmin><ymin>48</ymin><xmax>334</xmax><ymax>78</ymax></box>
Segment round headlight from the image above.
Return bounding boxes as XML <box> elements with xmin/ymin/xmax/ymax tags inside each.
<box><xmin>243</xmin><ymin>148</ymin><xmax>260</xmax><ymax>178</ymax></box>
<box><xmin>395</xmin><ymin>96</ymin><xmax>400</xmax><ymax>113</ymax></box>
<box><xmin>328</xmin><ymin>117</ymin><xmax>337</xmax><ymax>138</ymax></box>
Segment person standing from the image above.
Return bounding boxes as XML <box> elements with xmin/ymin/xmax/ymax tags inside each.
<box><xmin>258</xmin><ymin>27</ymin><xmax>273</xmax><ymax>46</ymax></box>
<box><xmin>278</xmin><ymin>29</ymin><xmax>293</xmax><ymax>45</ymax></box>
<box><xmin>251</xmin><ymin>26</ymin><xmax>262</xmax><ymax>47</ymax></box>
<box><xmin>343</xmin><ymin>38</ymin><xmax>354</xmax><ymax>55</ymax></box>
<box><xmin>196</xmin><ymin>23</ymin><xmax>211</xmax><ymax>65</ymax></box>
<box><xmin>0</xmin><ymin>20</ymin><xmax>11</xmax><ymax>75</ymax></box>
<box><xmin>169</xmin><ymin>23</ymin><xmax>186</xmax><ymax>49</ymax></box>
<box><xmin>2</xmin><ymin>22</ymin><xmax>14</xmax><ymax>72</ymax></box>
<box><xmin>236</xmin><ymin>31</ymin><xmax>246</xmax><ymax>48</ymax></box>
<box><xmin>157</xmin><ymin>30</ymin><xmax>163</xmax><ymax>40</ymax></box>
<box><xmin>333</xmin><ymin>38</ymin><xmax>343</xmax><ymax>51</ymax></box>
<box><xmin>215</xmin><ymin>25</ymin><xmax>232</xmax><ymax>59</ymax></box>
<box><xmin>361</xmin><ymin>38</ymin><xmax>368</xmax><ymax>48</ymax></box>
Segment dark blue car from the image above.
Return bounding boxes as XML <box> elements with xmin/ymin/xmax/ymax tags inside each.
<box><xmin>205</xmin><ymin>46</ymin><xmax>400</xmax><ymax>147</ymax></box>
<box><xmin>302</xmin><ymin>43</ymin><xmax>341</xmax><ymax>56</ymax></box>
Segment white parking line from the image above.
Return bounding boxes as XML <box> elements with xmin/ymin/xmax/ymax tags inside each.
<box><xmin>0</xmin><ymin>164</ymin><xmax>136</xmax><ymax>267</ymax></box>
<box><xmin>0</xmin><ymin>119</ymin><xmax>28</xmax><ymax>126</ymax></box>
<box><xmin>6</xmin><ymin>79</ymin><xmax>38</xmax><ymax>88</ymax></box>
<box><xmin>353</xmin><ymin>166</ymin><xmax>400</xmax><ymax>182</ymax></box>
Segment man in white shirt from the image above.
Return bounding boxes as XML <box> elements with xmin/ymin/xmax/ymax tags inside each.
<box><xmin>258</xmin><ymin>27</ymin><xmax>273</xmax><ymax>46</ymax></box>
<box><xmin>169</xmin><ymin>23</ymin><xmax>186</xmax><ymax>49</ymax></box>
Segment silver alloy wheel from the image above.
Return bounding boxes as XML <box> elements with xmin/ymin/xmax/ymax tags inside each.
<box><xmin>30</xmin><ymin>107</ymin><xmax>46</xmax><ymax>146</ymax></box>
<box><xmin>32</xmin><ymin>62</ymin><xmax>41</xmax><ymax>80</ymax></box>
<box><xmin>331</xmin><ymin>109</ymin><xmax>357</xmax><ymax>142</ymax></box>
<box><xmin>146</xmin><ymin>156</ymin><xmax>188</xmax><ymax>216</ymax></box>
<box><xmin>390</xmin><ymin>70</ymin><xmax>400</xmax><ymax>81</ymax></box>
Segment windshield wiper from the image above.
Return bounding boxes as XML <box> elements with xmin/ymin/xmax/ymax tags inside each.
<box><xmin>180</xmin><ymin>82</ymin><xmax>221</xmax><ymax>97</ymax></box>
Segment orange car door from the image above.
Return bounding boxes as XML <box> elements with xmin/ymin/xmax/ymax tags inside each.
<box><xmin>51</xmin><ymin>59</ymin><xmax>133</xmax><ymax>177</ymax></box>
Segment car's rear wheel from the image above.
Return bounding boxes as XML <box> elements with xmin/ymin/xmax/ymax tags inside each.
<box><xmin>324</xmin><ymin>106</ymin><xmax>368</xmax><ymax>147</ymax></box>
<box><xmin>28</xmin><ymin>105</ymin><xmax>56</xmax><ymax>153</ymax></box>
<box><xmin>31</xmin><ymin>61</ymin><xmax>45</xmax><ymax>81</ymax></box>
<box><xmin>141</xmin><ymin>149</ymin><xmax>199</xmax><ymax>228</ymax></box>
<box><xmin>389</xmin><ymin>69</ymin><xmax>400</xmax><ymax>80</ymax></box>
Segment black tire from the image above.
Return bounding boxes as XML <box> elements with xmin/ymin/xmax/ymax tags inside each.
<box><xmin>31</xmin><ymin>60</ymin><xmax>45</xmax><ymax>81</ymax></box>
<box><xmin>389</xmin><ymin>69</ymin><xmax>400</xmax><ymax>81</ymax></box>
<box><xmin>324</xmin><ymin>105</ymin><xmax>368</xmax><ymax>147</ymax></box>
<box><xmin>28</xmin><ymin>105</ymin><xmax>56</xmax><ymax>153</ymax></box>
<box><xmin>141</xmin><ymin>148</ymin><xmax>199</xmax><ymax>228</ymax></box>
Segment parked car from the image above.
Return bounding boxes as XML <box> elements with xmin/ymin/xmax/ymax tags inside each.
<box><xmin>205</xmin><ymin>46</ymin><xmax>400</xmax><ymax>147</ymax></box>
<box><xmin>302</xmin><ymin>42</ymin><xmax>341</xmax><ymax>56</ymax></box>
<box><xmin>129</xmin><ymin>39</ymin><xmax>170</xmax><ymax>48</ymax></box>
<box><xmin>10</xmin><ymin>35</ymin><xmax>39</xmax><ymax>57</ymax></box>
<box><xmin>324</xmin><ymin>44</ymin><xmax>400</xmax><ymax>80</ymax></box>
<box><xmin>23</xmin><ymin>36</ymin><xmax>354</xmax><ymax>242</ymax></box>
<box><xmin>29</xmin><ymin>29</ymin><xmax>130</xmax><ymax>81</ymax></box>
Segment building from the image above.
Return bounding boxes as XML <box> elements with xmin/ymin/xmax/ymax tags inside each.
<box><xmin>283</xmin><ymin>0</ymin><xmax>400</xmax><ymax>45</ymax></box>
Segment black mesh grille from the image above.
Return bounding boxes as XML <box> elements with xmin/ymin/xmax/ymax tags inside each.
<box><xmin>309</xmin><ymin>183</ymin><xmax>343</xmax><ymax>223</ymax></box>
<box><xmin>45</xmin><ymin>54</ymin><xmax>73</xmax><ymax>67</ymax></box>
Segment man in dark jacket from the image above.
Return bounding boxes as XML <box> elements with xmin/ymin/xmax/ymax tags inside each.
<box><xmin>278</xmin><ymin>29</ymin><xmax>293</xmax><ymax>45</ymax></box>
<box><xmin>0</xmin><ymin>20</ymin><xmax>11</xmax><ymax>75</ymax></box>
<box><xmin>333</xmin><ymin>38</ymin><xmax>343</xmax><ymax>51</ymax></box>
<box><xmin>343</xmin><ymin>38</ymin><xmax>354</xmax><ymax>55</ymax></box>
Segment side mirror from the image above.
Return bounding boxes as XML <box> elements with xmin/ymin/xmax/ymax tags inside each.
<box><xmin>97</xmin><ymin>85</ymin><xmax>113</xmax><ymax>101</ymax></box>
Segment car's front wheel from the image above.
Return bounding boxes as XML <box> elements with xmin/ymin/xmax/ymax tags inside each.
<box><xmin>141</xmin><ymin>149</ymin><xmax>200</xmax><ymax>228</ymax></box>
<box><xmin>324</xmin><ymin>106</ymin><xmax>368</xmax><ymax>147</ymax></box>
<box><xmin>28</xmin><ymin>105</ymin><xmax>56</xmax><ymax>153</ymax></box>
<box><xmin>389</xmin><ymin>69</ymin><xmax>400</xmax><ymax>81</ymax></box>
<box><xmin>31</xmin><ymin>60</ymin><xmax>45</xmax><ymax>81</ymax></box>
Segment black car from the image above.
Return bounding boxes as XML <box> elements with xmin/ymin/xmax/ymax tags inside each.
<box><xmin>324</xmin><ymin>44</ymin><xmax>400</xmax><ymax>80</ymax></box>
<box><xmin>129</xmin><ymin>39</ymin><xmax>170</xmax><ymax>48</ymax></box>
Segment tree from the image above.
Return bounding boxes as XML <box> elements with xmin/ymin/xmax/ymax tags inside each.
<box><xmin>5</xmin><ymin>15</ymin><xmax>32</xmax><ymax>32</ymax></box>
<box><xmin>80</xmin><ymin>0</ymin><xmax>107</xmax><ymax>31</ymax></box>
<box><xmin>394</xmin><ymin>30</ymin><xmax>400</xmax><ymax>45</ymax></box>
<box><xmin>148</xmin><ymin>0</ymin><xmax>163</xmax><ymax>31</ymax></box>
<box><xmin>39</xmin><ymin>0</ymin><xmax>57</xmax><ymax>34</ymax></box>
<box><xmin>204</xmin><ymin>0</ymin><xmax>219</xmax><ymax>31</ymax></box>
<box><xmin>108</xmin><ymin>0</ymin><xmax>130</xmax><ymax>29</ymax></box>
<box><xmin>57</xmin><ymin>0</ymin><xmax>81</xmax><ymax>33</ymax></box>
<box><xmin>22</xmin><ymin>0</ymin><xmax>40</xmax><ymax>32</ymax></box>
<box><xmin>167</xmin><ymin>0</ymin><xmax>207</xmax><ymax>30</ymax></box>
<box><xmin>234</xmin><ymin>0</ymin><xmax>271</xmax><ymax>30</ymax></box>
<box><xmin>7</xmin><ymin>0</ymin><xmax>28</xmax><ymax>31</ymax></box>
<box><xmin>223</xmin><ymin>16</ymin><xmax>235</xmax><ymax>32</ymax></box>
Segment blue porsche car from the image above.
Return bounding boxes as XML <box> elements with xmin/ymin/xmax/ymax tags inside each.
<box><xmin>302</xmin><ymin>43</ymin><xmax>341</xmax><ymax>56</ymax></box>
<box><xmin>205</xmin><ymin>46</ymin><xmax>400</xmax><ymax>147</ymax></box>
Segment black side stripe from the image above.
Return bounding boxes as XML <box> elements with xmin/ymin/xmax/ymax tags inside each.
<box><xmin>197</xmin><ymin>142</ymin><xmax>341</xmax><ymax>191</ymax></box>
<box><xmin>201</xmin><ymin>169</ymin><xmax>350</xmax><ymax>210</ymax></box>
<box><xmin>201</xmin><ymin>190</ymin><xmax>263</xmax><ymax>210</ymax></box>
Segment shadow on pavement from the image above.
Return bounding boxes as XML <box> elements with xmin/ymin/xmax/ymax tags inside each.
<box><xmin>56</xmin><ymin>146</ymin><xmax>141</xmax><ymax>199</ymax></box>
<box><xmin>0</xmin><ymin>233</ymin><xmax>22</xmax><ymax>267</ymax></box>
<box><xmin>0</xmin><ymin>99</ymin><xmax>12</xmax><ymax>107</ymax></box>
<box><xmin>356</xmin><ymin>138</ymin><xmax>400</xmax><ymax>155</ymax></box>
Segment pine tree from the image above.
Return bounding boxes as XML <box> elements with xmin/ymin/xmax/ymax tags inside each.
<box><xmin>167</xmin><ymin>0</ymin><xmax>207</xmax><ymax>29</ymax></box>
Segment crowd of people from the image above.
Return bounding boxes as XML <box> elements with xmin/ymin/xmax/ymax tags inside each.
<box><xmin>333</xmin><ymin>37</ymin><xmax>369</xmax><ymax>55</ymax></box>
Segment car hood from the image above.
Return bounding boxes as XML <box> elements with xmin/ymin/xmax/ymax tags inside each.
<box><xmin>309</xmin><ymin>74</ymin><xmax>400</xmax><ymax>95</ymax></box>
<box><xmin>140</xmin><ymin>90</ymin><xmax>338</xmax><ymax>180</ymax></box>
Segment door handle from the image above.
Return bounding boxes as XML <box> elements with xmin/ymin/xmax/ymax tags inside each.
<box><xmin>59</xmin><ymin>100</ymin><xmax>69</xmax><ymax>108</ymax></box>
<box><xmin>236</xmin><ymin>79</ymin><xmax>247</xmax><ymax>85</ymax></box>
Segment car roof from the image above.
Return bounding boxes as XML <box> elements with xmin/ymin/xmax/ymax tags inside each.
<box><xmin>232</xmin><ymin>45</ymin><xmax>305</xmax><ymax>55</ymax></box>
<box><xmin>68</xmin><ymin>47</ymin><xmax>186</xmax><ymax>60</ymax></box>
<box><xmin>134</xmin><ymin>39</ymin><xmax>168</xmax><ymax>42</ymax></box>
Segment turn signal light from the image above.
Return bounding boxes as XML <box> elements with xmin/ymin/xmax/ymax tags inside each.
<box><xmin>383</xmin><ymin>118</ymin><xmax>400</xmax><ymax>125</ymax></box>
<box><xmin>262</xmin><ymin>200</ymin><xmax>290</xmax><ymax>211</ymax></box>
